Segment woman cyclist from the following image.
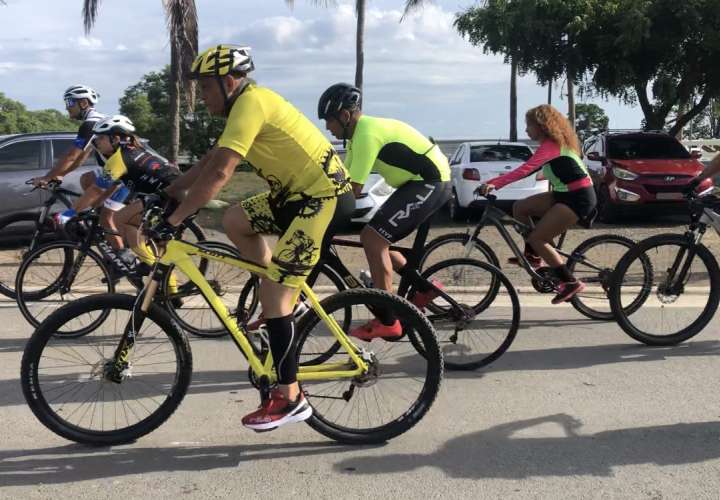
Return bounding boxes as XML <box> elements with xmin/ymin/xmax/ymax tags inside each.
<box><xmin>85</xmin><ymin>115</ymin><xmax>182</xmax><ymax>287</ymax></box>
<box><xmin>477</xmin><ymin>104</ymin><xmax>596</xmax><ymax>304</ymax></box>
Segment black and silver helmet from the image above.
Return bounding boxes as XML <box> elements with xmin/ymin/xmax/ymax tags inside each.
<box><xmin>63</xmin><ymin>84</ymin><xmax>99</xmax><ymax>105</ymax></box>
<box><xmin>317</xmin><ymin>83</ymin><xmax>361</xmax><ymax>120</ymax></box>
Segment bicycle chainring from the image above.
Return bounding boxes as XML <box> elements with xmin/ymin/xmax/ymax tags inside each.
<box><xmin>531</xmin><ymin>266</ymin><xmax>556</xmax><ymax>293</ymax></box>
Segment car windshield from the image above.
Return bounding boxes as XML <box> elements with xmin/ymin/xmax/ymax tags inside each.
<box><xmin>470</xmin><ymin>145</ymin><xmax>531</xmax><ymax>162</ymax></box>
<box><xmin>608</xmin><ymin>135</ymin><xmax>691</xmax><ymax>160</ymax></box>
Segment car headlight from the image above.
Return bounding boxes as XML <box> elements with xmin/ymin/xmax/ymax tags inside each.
<box><xmin>370</xmin><ymin>180</ymin><xmax>394</xmax><ymax>197</ymax></box>
<box><xmin>612</xmin><ymin>167</ymin><xmax>639</xmax><ymax>181</ymax></box>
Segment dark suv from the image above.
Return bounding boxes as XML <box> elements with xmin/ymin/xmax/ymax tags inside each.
<box><xmin>583</xmin><ymin>131</ymin><xmax>712</xmax><ymax>222</ymax></box>
<box><xmin>0</xmin><ymin>132</ymin><xmax>99</xmax><ymax>217</ymax></box>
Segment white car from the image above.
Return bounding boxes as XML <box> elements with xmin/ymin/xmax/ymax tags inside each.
<box><xmin>352</xmin><ymin>172</ymin><xmax>395</xmax><ymax>224</ymax></box>
<box><xmin>447</xmin><ymin>141</ymin><xmax>548</xmax><ymax>220</ymax></box>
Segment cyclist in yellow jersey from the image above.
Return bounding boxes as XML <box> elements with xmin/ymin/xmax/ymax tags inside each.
<box><xmin>161</xmin><ymin>45</ymin><xmax>354</xmax><ymax>431</ymax></box>
<box><xmin>319</xmin><ymin>83</ymin><xmax>451</xmax><ymax>340</ymax></box>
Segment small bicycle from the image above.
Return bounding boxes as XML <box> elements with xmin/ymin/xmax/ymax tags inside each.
<box><xmin>20</xmin><ymin>201</ymin><xmax>443</xmax><ymax>446</ymax></box>
<box><xmin>420</xmin><ymin>194</ymin><xmax>653</xmax><ymax>320</ymax></box>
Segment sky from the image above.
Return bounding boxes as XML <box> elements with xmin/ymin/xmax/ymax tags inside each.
<box><xmin>0</xmin><ymin>0</ymin><xmax>645</xmax><ymax>140</ymax></box>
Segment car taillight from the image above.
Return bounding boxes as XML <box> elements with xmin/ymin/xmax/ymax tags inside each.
<box><xmin>462</xmin><ymin>168</ymin><xmax>481</xmax><ymax>181</ymax></box>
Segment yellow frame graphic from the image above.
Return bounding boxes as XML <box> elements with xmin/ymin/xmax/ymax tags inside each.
<box><xmin>154</xmin><ymin>240</ymin><xmax>368</xmax><ymax>383</ymax></box>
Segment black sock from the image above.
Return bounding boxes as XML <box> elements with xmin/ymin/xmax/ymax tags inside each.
<box><xmin>266</xmin><ymin>315</ymin><xmax>298</xmax><ymax>385</ymax></box>
<box><xmin>553</xmin><ymin>265</ymin><xmax>575</xmax><ymax>283</ymax></box>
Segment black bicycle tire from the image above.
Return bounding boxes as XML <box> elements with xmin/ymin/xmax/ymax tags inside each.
<box><xmin>419</xmin><ymin>232</ymin><xmax>500</xmax><ymax>270</ymax></box>
<box><xmin>408</xmin><ymin>258</ymin><xmax>519</xmax><ymax>370</ymax></box>
<box><xmin>16</xmin><ymin>241</ymin><xmax>115</xmax><ymax>336</ymax></box>
<box><xmin>296</xmin><ymin>288</ymin><xmax>442</xmax><ymax>444</ymax></box>
<box><xmin>21</xmin><ymin>294</ymin><xmax>192</xmax><ymax>446</ymax></box>
<box><xmin>0</xmin><ymin>211</ymin><xmax>60</xmax><ymax>299</ymax></box>
<box><xmin>163</xmin><ymin>241</ymin><xmax>245</xmax><ymax>338</ymax></box>
<box><xmin>568</xmin><ymin>234</ymin><xmax>654</xmax><ymax>321</ymax></box>
<box><xmin>609</xmin><ymin>234</ymin><xmax>720</xmax><ymax>346</ymax></box>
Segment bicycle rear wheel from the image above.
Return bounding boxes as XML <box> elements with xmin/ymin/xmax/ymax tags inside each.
<box><xmin>296</xmin><ymin>288</ymin><xmax>442</xmax><ymax>444</ymax></box>
<box><xmin>609</xmin><ymin>234</ymin><xmax>720</xmax><ymax>345</ymax></box>
<box><xmin>21</xmin><ymin>294</ymin><xmax>192</xmax><ymax>446</ymax></box>
<box><xmin>163</xmin><ymin>241</ymin><xmax>253</xmax><ymax>338</ymax></box>
<box><xmin>16</xmin><ymin>241</ymin><xmax>114</xmax><ymax>336</ymax></box>
<box><xmin>568</xmin><ymin>234</ymin><xmax>653</xmax><ymax>321</ymax></box>
<box><xmin>408</xmin><ymin>258</ymin><xmax>519</xmax><ymax>370</ymax></box>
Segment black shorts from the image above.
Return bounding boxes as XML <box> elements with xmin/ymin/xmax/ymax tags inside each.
<box><xmin>553</xmin><ymin>187</ymin><xmax>597</xmax><ymax>220</ymax></box>
<box><xmin>368</xmin><ymin>181</ymin><xmax>451</xmax><ymax>243</ymax></box>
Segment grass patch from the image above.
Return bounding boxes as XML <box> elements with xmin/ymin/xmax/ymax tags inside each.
<box><xmin>199</xmin><ymin>171</ymin><xmax>268</xmax><ymax>230</ymax></box>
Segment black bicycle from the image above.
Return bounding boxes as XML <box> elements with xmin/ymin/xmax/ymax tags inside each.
<box><xmin>0</xmin><ymin>180</ymin><xmax>78</xmax><ymax>299</ymax></box>
<box><xmin>420</xmin><ymin>194</ymin><xmax>653</xmax><ymax>321</ymax></box>
<box><xmin>13</xmin><ymin>208</ymin><xmax>221</xmax><ymax>337</ymax></box>
<box><xmin>609</xmin><ymin>192</ymin><xmax>720</xmax><ymax>346</ymax></box>
<box><xmin>237</xmin><ymin>217</ymin><xmax>521</xmax><ymax>371</ymax></box>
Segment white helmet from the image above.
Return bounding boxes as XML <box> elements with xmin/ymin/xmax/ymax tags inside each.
<box><xmin>63</xmin><ymin>84</ymin><xmax>99</xmax><ymax>105</ymax></box>
<box><xmin>93</xmin><ymin>115</ymin><xmax>136</xmax><ymax>136</ymax></box>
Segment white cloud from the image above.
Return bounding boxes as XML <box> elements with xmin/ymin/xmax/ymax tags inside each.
<box><xmin>0</xmin><ymin>62</ymin><xmax>54</xmax><ymax>74</ymax></box>
<box><xmin>115</xmin><ymin>44</ymin><xmax>128</xmax><ymax>51</ymax></box>
<box><xmin>73</xmin><ymin>36</ymin><xmax>103</xmax><ymax>49</ymax></box>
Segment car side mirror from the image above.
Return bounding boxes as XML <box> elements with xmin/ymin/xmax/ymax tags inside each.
<box><xmin>586</xmin><ymin>151</ymin><xmax>605</xmax><ymax>162</ymax></box>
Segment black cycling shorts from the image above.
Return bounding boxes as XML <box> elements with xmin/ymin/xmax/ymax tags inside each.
<box><xmin>553</xmin><ymin>187</ymin><xmax>597</xmax><ymax>220</ymax></box>
<box><xmin>368</xmin><ymin>181</ymin><xmax>451</xmax><ymax>243</ymax></box>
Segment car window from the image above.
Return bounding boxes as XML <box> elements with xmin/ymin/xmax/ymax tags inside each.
<box><xmin>449</xmin><ymin>147</ymin><xmax>463</xmax><ymax>165</ymax></box>
<box><xmin>470</xmin><ymin>145</ymin><xmax>532</xmax><ymax>162</ymax></box>
<box><xmin>52</xmin><ymin>139</ymin><xmax>100</xmax><ymax>167</ymax></box>
<box><xmin>608</xmin><ymin>135</ymin><xmax>691</xmax><ymax>160</ymax></box>
<box><xmin>583</xmin><ymin>138</ymin><xmax>597</xmax><ymax>155</ymax></box>
<box><xmin>0</xmin><ymin>140</ymin><xmax>42</xmax><ymax>170</ymax></box>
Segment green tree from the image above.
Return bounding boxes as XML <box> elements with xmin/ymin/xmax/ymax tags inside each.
<box><xmin>0</xmin><ymin>93</ymin><xmax>76</xmax><ymax>134</ymax></box>
<box><xmin>119</xmin><ymin>67</ymin><xmax>225</xmax><ymax>162</ymax></box>
<box><xmin>82</xmin><ymin>0</ymin><xmax>197</xmax><ymax>164</ymax></box>
<box><xmin>455</xmin><ymin>0</ymin><xmax>720</xmax><ymax>137</ymax></box>
<box><xmin>573</xmin><ymin>103</ymin><xmax>609</xmax><ymax>141</ymax></box>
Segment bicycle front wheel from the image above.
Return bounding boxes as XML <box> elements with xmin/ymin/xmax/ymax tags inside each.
<box><xmin>609</xmin><ymin>234</ymin><xmax>720</xmax><ymax>345</ymax></box>
<box><xmin>568</xmin><ymin>234</ymin><xmax>653</xmax><ymax>321</ymax></box>
<box><xmin>296</xmin><ymin>288</ymin><xmax>442</xmax><ymax>444</ymax></box>
<box><xmin>16</xmin><ymin>241</ymin><xmax>114</xmax><ymax>335</ymax></box>
<box><xmin>419</xmin><ymin>232</ymin><xmax>499</xmax><ymax>271</ymax></box>
<box><xmin>21</xmin><ymin>294</ymin><xmax>193</xmax><ymax>446</ymax></box>
<box><xmin>409</xmin><ymin>258</ymin><xmax>519</xmax><ymax>370</ymax></box>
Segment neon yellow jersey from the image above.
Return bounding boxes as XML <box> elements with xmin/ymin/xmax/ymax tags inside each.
<box><xmin>345</xmin><ymin>115</ymin><xmax>450</xmax><ymax>188</ymax></box>
<box><xmin>217</xmin><ymin>84</ymin><xmax>349</xmax><ymax>203</ymax></box>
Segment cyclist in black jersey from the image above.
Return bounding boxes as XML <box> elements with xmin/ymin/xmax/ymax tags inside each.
<box><xmin>319</xmin><ymin>83</ymin><xmax>451</xmax><ymax>340</ymax></box>
<box><xmin>87</xmin><ymin>115</ymin><xmax>181</xmax><ymax>274</ymax></box>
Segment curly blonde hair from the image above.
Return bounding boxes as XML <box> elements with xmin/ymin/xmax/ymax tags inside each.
<box><xmin>526</xmin><ymin>105</ymin><xmax>581</xmax><ymax>155</ymax></box>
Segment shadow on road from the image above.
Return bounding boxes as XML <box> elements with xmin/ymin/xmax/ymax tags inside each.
<box><xmin>0</xmin><ymin>440</ymin><xmax>370</xmax><ymax>486</ymax></box>
<box><xmin>335</xmin><ymin>413</ymin><xmax>720</xmax><ymax>479</ymax></box>
<box><xmin>442</xmin><ymin>340</ymin><xmax>720</xmax><ymax>379</ymax></box>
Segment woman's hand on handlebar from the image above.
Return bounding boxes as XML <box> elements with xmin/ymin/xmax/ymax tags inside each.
<box><xmin>474</xmin><ymin>183</ymin><xmax>496</xmax><ymax>198</ymax></box>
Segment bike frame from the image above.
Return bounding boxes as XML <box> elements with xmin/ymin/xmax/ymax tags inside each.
<box><xmin>28</xmin><ymin>184</ymin><xmax>78</xmax><ymax>251</ymax></box>
<box><xmin>319</xmin><ymin>218</ymin><xmax>468</xmax><ymax>316</ymax></box>
<box><xmin>468</xmin><ymin>201</ymin><xmax>606</xmax><ymax>283</ymax></box>
<box><xmin>126</xmin><ymin>239</ymin><xmax>369</xmax><ymax>384</ymax></box>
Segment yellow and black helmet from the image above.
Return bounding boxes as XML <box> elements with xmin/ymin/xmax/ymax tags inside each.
<box><xmin>189</xmin><ymin>44</ymin><xmax>255</xmax><ymax>79</ymax></box>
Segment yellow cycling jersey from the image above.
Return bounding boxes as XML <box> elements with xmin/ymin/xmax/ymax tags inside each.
<box><xmin>217</xmin><ymin>84</ymin><xmax>349</xmax><ymax>204</ymax></box>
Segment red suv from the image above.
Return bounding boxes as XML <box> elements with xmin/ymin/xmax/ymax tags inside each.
<box><xmin>583</xmin><ymin>131</ymin><xmax>712</xmax><ymax>222</ymax></box>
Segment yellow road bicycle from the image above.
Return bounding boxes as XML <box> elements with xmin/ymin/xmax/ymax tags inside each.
<box><xmin>20</xmin><ymin>210</ymin><xmax>443</xmax><ymax>446</ymax></box>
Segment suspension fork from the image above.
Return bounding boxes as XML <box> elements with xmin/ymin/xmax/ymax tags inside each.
<box><xmin>109</xmin><ymin>265</ymin><xmax>165</xmax><ymax>382</ymax></box>
<box><xmin>665</xmin><ymin>236</ymin><xmax>700</xmax><ymax>293</ymax></box>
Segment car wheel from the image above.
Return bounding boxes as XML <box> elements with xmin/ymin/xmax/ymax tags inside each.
<box><xmin>448</xmin><ymin>190</ymin><xmax>468</xmax><ymax>222</ymax></box>
<box><xmin>597</xmin><ymin>186</ymin><xmax>619</xmax><ymax>223</ymax></box>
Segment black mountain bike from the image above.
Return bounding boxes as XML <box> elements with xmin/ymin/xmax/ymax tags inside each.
<box><xmin>0</xmin><ymin>180</ymin><xmax>77</xmax><ymax>299</ymax></box>
<box><xmin>13</xmin><ymin>208</ymin><xmax>218</xmax><ymax>337</ymax></box>
<box><xmin>609</xmin><ymin>192</ymin><xmax>720</xmax><ymax>346</ymax></box>
<box><xmin>238</xmin><ymin>217</ymin><xmax>521</xmax><ymax>371</ymax></box>
<box><xmin>420</xmin><ymin>194</ymin><xmax>653</xmax><ymax>320</ymax></box>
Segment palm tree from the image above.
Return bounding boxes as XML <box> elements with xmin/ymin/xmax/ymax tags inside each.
<box><xmin>509</xmin><ymin>56</ymin><xmax>517</xmax><ymax>141</ymax></box>
<box><xmin>81</xmin><ymin>0</ymin><xmax>197</xmax><ymax>164</ymax></box>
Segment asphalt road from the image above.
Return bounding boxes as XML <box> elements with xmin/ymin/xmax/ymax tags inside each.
<box><xmin>1</xmin><ymin>296</ymin><xmax>719</xmax><ymax>499</ymax></box>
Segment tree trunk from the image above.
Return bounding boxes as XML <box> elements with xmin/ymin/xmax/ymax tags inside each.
<box><xmin>547</xmin><ymin>80</ymin><xmax>552</xmax><ymax>105</ymax></box>
<box><xmin>509</xmin><ymin>56</ymin><xmax>517</xmax><ymax>141</ymax></box>
<box><xmin>169</xmin><ymin>42</ymin><xmax>181</xmax><ymax>165</ymax></box>
<box><xmin>355</xmin><ymin>0</ymin><xmax>366</xmax><ymax>91</ymax></box>
<box><xmin>669</xmin><ymin>93</ymin><xmax>712</xmax><ymax>138</ymax></box>
<box><xmin>567</xmin><ymin>75</ymin><xmax>576</xmax><ymax>131</ymax></box>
